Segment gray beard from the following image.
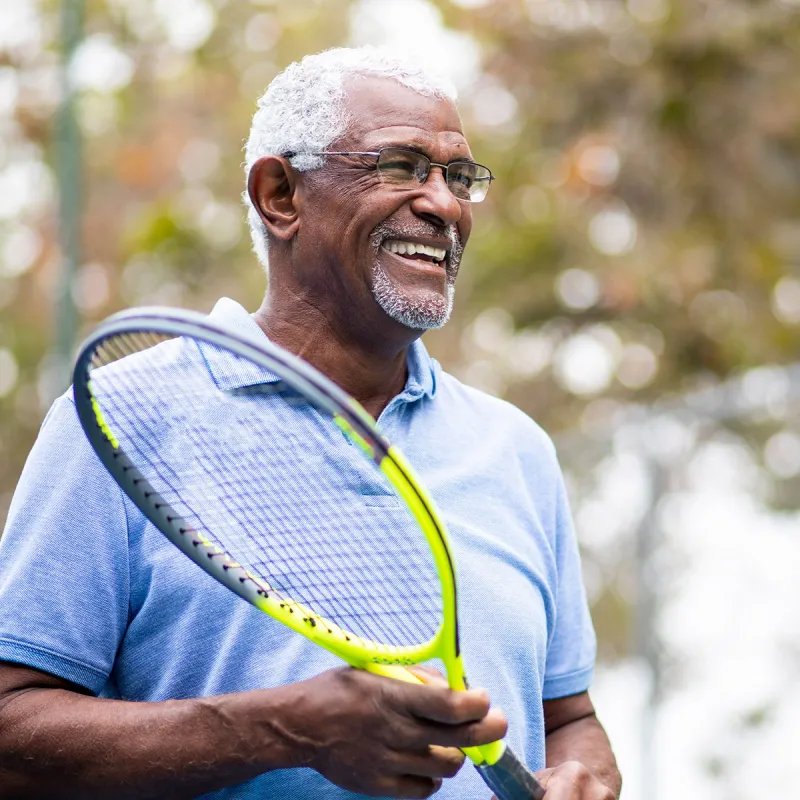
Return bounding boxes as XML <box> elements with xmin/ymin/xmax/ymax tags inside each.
<box><xmin>369</xmin><ymin>221</ymin><xmax>463</xmax><ymax>331</ymax></box>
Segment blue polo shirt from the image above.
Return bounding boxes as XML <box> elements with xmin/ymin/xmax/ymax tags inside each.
<box><xmin>0</xmin><ymin>298</ymin><xmax>595</xmax><ymax>799</ymax></box>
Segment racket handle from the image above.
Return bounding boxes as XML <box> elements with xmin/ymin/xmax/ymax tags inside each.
<box><xmin>475</xmin><ymin>745</ymin><xmax>546</xmax><ymax>800</ymax></box>
<box><xmin>366</xmin><ymin>664</ymin><xmax>544</xmax><ymax>798</ymax></box>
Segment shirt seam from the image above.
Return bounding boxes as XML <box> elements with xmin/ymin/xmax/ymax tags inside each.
<box><xmin>542</xmin><ymin>663</ymin><xmax>594</xmax><ymax>688</ymax></box>
<box><xmin>0</xmin><ymin>637</ymin><xmax>109</xmax><ymax>681</ymax></box>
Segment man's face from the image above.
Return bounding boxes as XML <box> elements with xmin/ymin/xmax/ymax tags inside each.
<box><xmin>296</xmin><ymin>77</ymin><xmax>474</xmax><ymax>333</ymax></box>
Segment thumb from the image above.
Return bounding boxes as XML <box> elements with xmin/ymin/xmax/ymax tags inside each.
<box><xmin>535</xmin><ymin>767</ymin><xmax>555</xmax><ymax>794</ymax></box>
<box><xmin>406</xmin><ymin>664</ymin><xmax>449</xmax><ymax>687</ymax></box>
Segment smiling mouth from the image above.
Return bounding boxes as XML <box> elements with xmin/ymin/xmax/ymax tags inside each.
<box><xmin>381</xmin><ymin>239</ymin><xmax>448</xmax><ymax>265</ymax></box>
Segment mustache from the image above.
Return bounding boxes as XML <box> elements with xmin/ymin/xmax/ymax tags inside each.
<box><xmin>370</xmin><ymin>221</ymin><xmax>461</xmax><ymax>251</ymax></box>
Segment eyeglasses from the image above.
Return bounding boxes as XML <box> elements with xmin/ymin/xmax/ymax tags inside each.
<box><xmin>287</xmin><ymin>147</ymin><xmax>495</xmax><ymax>203</ymax></box>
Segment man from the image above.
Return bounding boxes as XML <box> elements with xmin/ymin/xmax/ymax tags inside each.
<box><xmin>0</xmin><ymin>47</ymin><xmax>620</xmax><ymax>798</ymax></box>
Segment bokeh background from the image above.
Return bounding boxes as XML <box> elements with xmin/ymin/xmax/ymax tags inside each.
<box><xmin>2</xmin><ymin>1</ymin><xmax>800</xmax><ymax>797</ymax></box>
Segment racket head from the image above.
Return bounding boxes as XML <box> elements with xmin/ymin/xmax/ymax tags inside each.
<box><xmin>72</xmin><ymin>307</ymin><xmax>461</xmax><ymax>672</ymax></box>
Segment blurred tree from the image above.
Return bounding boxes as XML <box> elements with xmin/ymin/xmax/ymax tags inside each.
<box><xmin>1</xmin><ymin>0</ymin><xmax>799</xmax><ymax>669</ymax></box>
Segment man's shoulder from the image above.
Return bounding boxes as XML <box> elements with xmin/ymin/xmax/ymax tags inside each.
<box><xmin>30</xmin><ymin>334</ymin><xmax>197</xmax><ymax>465</ymax></box>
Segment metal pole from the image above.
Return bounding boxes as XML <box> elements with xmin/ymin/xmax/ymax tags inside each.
<box><xmin>52</xmin><ymin>0</ymin><xmax>84</xmax><ymax>394</ymax></box>
<box><xmin>633</xmin><ymin>455</ymin><xmax>667</xmax><ymax>800</ymax></box>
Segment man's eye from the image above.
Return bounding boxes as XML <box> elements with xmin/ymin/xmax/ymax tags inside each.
<box><xmin>381</xmin><ymin>159</ymin><xmax>417</xmax><ymax>175</ymax></box>
<box><xmin>450</xmin><ymin>172</ymin><xmax>474</xmax><ymax>188</ymax></box>
<box><xmin>449</xmin><ymin>166</ymin><xmax>476</xmax><ymax>188</ymax></box>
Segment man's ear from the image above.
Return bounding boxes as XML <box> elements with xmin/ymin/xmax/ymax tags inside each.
<box><xmin>247</xmin><ymin>156</ymin><xmax>301</xmax><ymax>242</ymax></box>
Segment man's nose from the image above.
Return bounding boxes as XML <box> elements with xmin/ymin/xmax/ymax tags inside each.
<box><xmin>410</xmin><ymin>165</ymin><xmax>463</xmax><ymax>228</ymax></box>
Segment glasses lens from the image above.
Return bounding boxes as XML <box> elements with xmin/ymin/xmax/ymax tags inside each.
<box><xmin>376</xmin><ymin>148</ymin><xmax>429</xmax><ymax>185</ymax></box>
<box><xmin>447</xmin><ymin>162</ymin><xmax>491</xmax><ymax>202</ymax></box>
<box><xmin>378</xmin><ymin>147</ymin><xmax>430</xmax><ymax>186</ymax></box>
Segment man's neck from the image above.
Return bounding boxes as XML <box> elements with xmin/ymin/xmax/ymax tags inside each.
<box><xmin>253</xmin><ymin>293</ymin><xmax>413</xmax><ymax>420</ymax></box>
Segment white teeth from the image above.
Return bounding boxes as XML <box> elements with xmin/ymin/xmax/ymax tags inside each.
<box><xmin>383</xmin><ymin>240</ymin><xmax>447</xmax><ymax>262</ymax></box>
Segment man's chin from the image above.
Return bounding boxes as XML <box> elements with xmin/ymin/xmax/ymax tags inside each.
<box><xmin>371</xmin><ymin>266</ymin><xmax>454</xmax><ymax>331</ymax></box>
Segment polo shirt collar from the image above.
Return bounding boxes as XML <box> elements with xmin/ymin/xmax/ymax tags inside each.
<box><xmin>404</xmin><ymin>337</ymin><xmax>437</xmax><ymax>400</ymax></box>
<box><xmin>200</xmin><ymin>297</ymin><xmax>282</xmax><ymax>391</ymax></box>
<box><xmin>201</xmin><ymin>297</ymin><xmax>437</xmax><ymax>401</ymax></box>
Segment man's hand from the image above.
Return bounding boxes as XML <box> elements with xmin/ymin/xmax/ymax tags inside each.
<box><xmin>265</xmin><ymin>666</ymin><xmax>508</xmax><ymax>798</ymax></box>
<box><xmin>489</xmin><ymin>760</ymin><xmax>614</xmax><ymax>800</ymax></box>
<box><xmin>530</xmin><ymin>761</ymin><xmax>616</xmax><ymax>798</ymax></box>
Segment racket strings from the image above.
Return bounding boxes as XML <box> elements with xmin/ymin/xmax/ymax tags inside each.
<box><xmin>103</xmin><ymin>369</ymin><xmax>437</xmax><ymax>649</ymax></box>
<box><xmin>186</xmin><ymin>415</ymin><xmax>437</xmax><ymax>646</ymax></box>
<box><xmin>88</xmin><ymin>333</ymin><xmax>444</xmax><ymax>651</ymax></box>
<box><xmin>179</xmin><ymin>393</ymin><xmax>440</xmax><ymax>647</ymax></box>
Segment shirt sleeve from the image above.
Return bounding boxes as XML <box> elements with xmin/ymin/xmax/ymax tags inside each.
<box><xmin>0</xmin><ymin>393</ymin><xmax>130</xmax><ymax>694</ymax></box>
<box><xmin>542</xmin><ymin>470</ymin><xmax>597</xmax><ymax>700</ymax></box>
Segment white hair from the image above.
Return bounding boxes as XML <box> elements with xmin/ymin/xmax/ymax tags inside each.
<box><xmin>243</xmin><ymin>46</ymin><xmax>458</xmax><ymax>271</ymax></box>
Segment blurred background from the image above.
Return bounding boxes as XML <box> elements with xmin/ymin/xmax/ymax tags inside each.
<box><xmin>1</xmin><ymin>0</ymin><xmax>799</xmax><ymax>797</ymax></box>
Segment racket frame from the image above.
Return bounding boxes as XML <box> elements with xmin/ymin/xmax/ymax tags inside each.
<box><xmin>72</xmin><ymin>308</ymin><xmax>548</xmax><ymax>797</ymax></box>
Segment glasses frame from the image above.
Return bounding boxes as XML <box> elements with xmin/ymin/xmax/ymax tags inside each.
<box><xmin>286</xmin><ymin>147</ymin><xmax>495</xmax><ymax>203</ymax></box>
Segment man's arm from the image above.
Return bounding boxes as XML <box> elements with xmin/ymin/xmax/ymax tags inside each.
<box><xmin>0</xmin><ymin>661</ymin><xmax>507</xmax><ymax>799</ymax></box>
<box><xmin>538</xmin><ymin>692</ymin><xmax>621</xmax><ymax>799</ymax></box>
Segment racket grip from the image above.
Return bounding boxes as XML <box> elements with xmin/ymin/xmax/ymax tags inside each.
<box><xmin>366</xmin><ymin>664</ymin><xmax>545</xmax><ymax>798</ymax></box>
<box><xmin>475</xmin><ymin>746</ymin><xmax>546</xmax><ymax>800</ymax></box>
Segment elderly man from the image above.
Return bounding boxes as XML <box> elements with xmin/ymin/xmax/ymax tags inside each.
<box><xmin>0</xmin><ymin>48</ymin><xmax>620</xmax><ymax>799</ymax></box>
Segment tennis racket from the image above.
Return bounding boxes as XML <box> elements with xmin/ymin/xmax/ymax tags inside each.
<box><xmin>72</xmin><ymin>307</ymin><xmax>545</xmax><ymax>800</ymax></box>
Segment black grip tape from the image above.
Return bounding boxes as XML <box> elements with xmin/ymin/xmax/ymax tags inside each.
<box><xmin>475</xmin><ymin>746</ymin><xmax>546</xmax><ymax>800</ymax></box>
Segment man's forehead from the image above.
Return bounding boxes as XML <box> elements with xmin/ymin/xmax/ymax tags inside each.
<box><xmin>339</xmin><ymin>75</ymin><xmax>469</xmax><ymax>153</ymax></box>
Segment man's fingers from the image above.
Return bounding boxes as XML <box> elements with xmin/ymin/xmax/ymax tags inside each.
<box><xmin>391</xmin><ymin>679</ymin><xmax>509</xmax><ymax>749</ymax></box>
<box><xmin>372</xmin><ymin>774</ymin><xmax>443</xmax><ymax>799</ymax></box>
<box><xmin>395</xmin><ymin>744</ymin><xmax>465</xmax><ymax>779</ymax></box>
<box><xmin>401</xmin><ymin>681</ymin><xmax>492</xmax><ymax>725</ymax></box>
<box><xmin>419</xmin><ymin>707</ymin><xmax>509</xmax><ymax>749</ymax></box>
<box><xmin>534</xmin><ymin>768</ymin><xmax>554</xmax><ymax>795</ymax></box>
<box><xmin>405</xmin><ymin>664</ymin><xmax>448</xmax><ymax>687</ymax></box>
<box><xmin>397</xmin><ymin>775</ymin><xmax>443</xmax><ymax>799</ymax></box>
<box><xmin>536</xmin><ymin>761</ymin><xmax>616</xmax><ymax>799</ymax></box>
